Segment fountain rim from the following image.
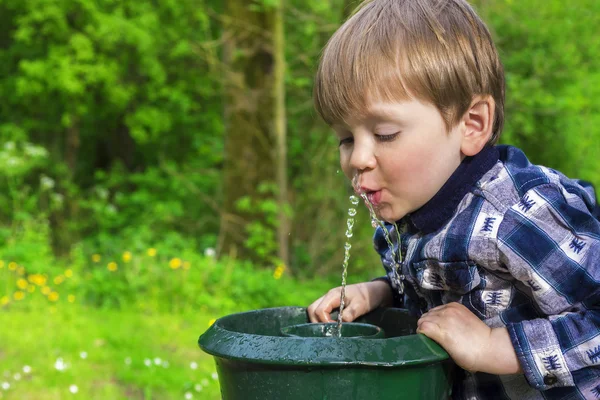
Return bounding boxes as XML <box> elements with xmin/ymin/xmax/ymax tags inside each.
<box><xmin>198</xmin><ymin>306</ymin><xmax>449</xmax><ymax>367</ymax></box>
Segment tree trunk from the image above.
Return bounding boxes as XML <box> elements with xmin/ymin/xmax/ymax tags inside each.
<box><xmin>273</xmin><ymin>1</ymin><xmax>290</xmax><ymax>269</ymax></box>
<box><xmin>219</xmin><ymin>0</ymin><xmax>288</xmax><ymax>266</ymax></box>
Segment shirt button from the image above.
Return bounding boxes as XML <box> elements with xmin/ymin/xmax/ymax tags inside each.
<box><xmin>543</xmin><ymin>374</ymin><xmax>558</xmax><ymax>385</ymax></box>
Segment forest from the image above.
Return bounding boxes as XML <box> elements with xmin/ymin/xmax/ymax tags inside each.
<box><xmin>0</xmin><ymin>0</ymin><xmax>598</xmax><ymax>398</ymax></box>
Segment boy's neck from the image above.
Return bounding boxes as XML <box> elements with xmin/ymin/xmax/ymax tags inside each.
<box><xmin>405</xmin><ymin>146</ymin><xmax>500</xmax><ymax>234</ymax></box>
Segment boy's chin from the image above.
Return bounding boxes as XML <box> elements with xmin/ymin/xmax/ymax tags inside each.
<box><xmin>375</xmin><ymin>206</ymin><xmax>404</xmax><ymax>224</ymax></box>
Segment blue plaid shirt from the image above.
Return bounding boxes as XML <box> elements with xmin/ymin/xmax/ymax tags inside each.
<box><xmin>375</xmin><ymin>145</ymin><xmax>600</xmax><ymax>399</ymax></box>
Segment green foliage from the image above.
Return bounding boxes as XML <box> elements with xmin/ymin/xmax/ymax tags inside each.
<box><xmin>0</xmin><ymin>233</ymin><xmax>335</xmax><ymax>314</ymax></box>
<box><xmin>0</xmin><ymin>0</ymin><xmax>598</xmax><ymax>286</ymax></box>
<box><xmin>478</xmin><ymin>0</ymin><xmax>600</xmax><ymax>187</ymax></box>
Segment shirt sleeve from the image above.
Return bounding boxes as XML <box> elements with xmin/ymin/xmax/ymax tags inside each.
<box><xmin>497</xmin><ymin>183</ymin><xmax>600</xmax><ymax>391</ymax></box>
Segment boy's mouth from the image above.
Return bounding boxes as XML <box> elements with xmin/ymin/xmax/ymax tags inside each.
<box><xmin>366</xmin><ymin>190</ymin><xmax>382</xmax><ymax>207</ymax></box>
<box><xmin>357</xmin><ymin>186</ymin><xmax>382</xmax><ymax>207</ymax></box>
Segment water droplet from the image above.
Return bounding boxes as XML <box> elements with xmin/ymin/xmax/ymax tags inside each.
<box><xmin>345</xmin><ymin>230</ymin><xmax>353</xmax><ymax>238</ymax></box>
<box><xmin>350</xmin><ymin>195</ymin><xmax>359</xmax><ymax>205</ymax></box>
<box><xmin>371</xmin><ymin>219</ymin><xmax>378</xmax><ymax>228</ymax></box>
<box><xmin>344</xmin><ymin>243</ymin><xmax>351</xmax><ymax>251</ymax></box>
<box><xmin>347</xmin><ymin>218</ymin><xmax>354</xmax><ymax>230</ymax></box>
<box><xmin>336</xmin><ymin>170</ymin><xmax>340</xmax><ymax>174</ymax></box>
<box><xmin>348</xmin><ymin>208</ymin><xmax>357</xmax><ymax>216</ymax></box>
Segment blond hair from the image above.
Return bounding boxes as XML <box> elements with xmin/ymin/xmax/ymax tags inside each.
<box><xmin>314</xmin><ymin>0</ymin><xmax>505</xmax><ymax>143</ymax></box>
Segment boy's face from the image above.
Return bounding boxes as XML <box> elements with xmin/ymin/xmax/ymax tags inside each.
<box><xmin>334</xmin><ymin>98</ymin><xmax>466</xmax><ymax>222</ymax></box>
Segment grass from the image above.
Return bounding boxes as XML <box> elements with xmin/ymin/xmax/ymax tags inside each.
<box><xmin>0</xmin><ymin>303</ymin><xmax>222</xmax><ymax>399</ymax></box>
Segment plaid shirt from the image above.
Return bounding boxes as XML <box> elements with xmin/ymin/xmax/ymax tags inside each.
<box><xmin>375</xmin><ymin>145</ymin><xmax>600</xmax><ymax>399</ymax></box>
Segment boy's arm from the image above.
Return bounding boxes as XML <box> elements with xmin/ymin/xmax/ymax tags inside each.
<box><xmin>495</xmin><ymin>184</ymin><xmax>600</xmax><ymax>391</ymax></box>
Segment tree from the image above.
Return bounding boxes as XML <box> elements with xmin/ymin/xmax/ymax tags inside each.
<box><xmin>219</xmin><ymin>0</ymin><xmax>289</xmax><ymax>266</ymax></box>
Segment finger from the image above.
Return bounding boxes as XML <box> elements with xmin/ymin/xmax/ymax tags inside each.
<box><xmin>315</xmin><ymin>290</ymin><xmax>341</xmax><ymax>323</ymax></box>
<box><xmin>340</xmin><ymin>302</ymin><xmax>359</xmax><ymax>322</ymax></box>
<box><xmin>417</xmin><ymin>311</ymin><xmax>444</xmax><ymax>328</ymax></box>
<box><xmin>307</xmin><ymin>296</ymin><xmax>325</xmax><ymax>323</ymax></box>
<box><xmin>416</xmin><ymin>320</ymin><xmax>442</xmax><ymax>341</ymax></box>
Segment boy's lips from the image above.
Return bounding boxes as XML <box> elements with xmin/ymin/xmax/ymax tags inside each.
<box><xmin>367</xmin><ymin>190</ymin><xmax>382</xmax><ymax>206</ymax></box>
<box><xmin>357</xmin><ymin>186</ymin><xmax>382</xmax><ymax>207</ymax></box>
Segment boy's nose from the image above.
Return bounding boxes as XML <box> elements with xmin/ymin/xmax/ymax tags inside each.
<box><xmin>349</xmin><ymin>139</ymin><xmax>376</xmax><ymax>172</ymax></box>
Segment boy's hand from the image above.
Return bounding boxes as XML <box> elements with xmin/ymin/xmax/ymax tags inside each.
<box><xmin>417</xmin><ymin>302</ymin><xmax>522</xmax><ymax>375</ymax></box>
<box><xmin>307</xmin><ymin>281</ymin><xmax>393</xmax><ymax>323</ymax></box>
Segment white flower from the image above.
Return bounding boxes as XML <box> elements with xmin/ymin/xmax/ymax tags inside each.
<box><xmin>124</xmin><ymin>357</ymin><xmax>132</xmax><ymax>365</ymax></box>
<box><xmin>194</xmin><ymin>384</ymin><xmax>203</xmax><ymax>392</ymax></box>
<box><xmin>211</xmin><ymin>372</ymin><xmax>218</xmax><ymax>380</ymax></box>
<box><xmin>144</xmin><ymin>359</ymin><xmax>151</xmax><ymax>367</ymax></box>
<box><xmin>153</xmin><ymin>357</ymin><xmax>162</xmax><ymax>366</ymax></box>
<box><xmin>189</xmin><ymin>362</ymin><xmax>198</xmax><ymax>370</ymax></box>
<box><xmin>184</xmin><ymin>392</ymin><xmax>193</xmax><ymax>400</ymax></box>
<box><xmin>40</xmin><ymin>175</ymin><xmax>55</xmax><ymax>190</ymax></box>
<box><xmin>204</xmin><ymin>248</ymin><xmax>216</xmax><ymax>258</ymax></box>
<box><xmin>0</xmin><ymin>382</ymin><xmax>9</xmax><ymax>390</ymax></box>
<box><xmin>69</xmin><ymin>384</ymin><xmax>78</xmax><ymax>394</ymax></box>
<box><xmin>201</xmin><ymin>379</ymin><xmax>209</xmax><ymax>386</ymax></box>
<box><xmin>12</xmin><ymin>373</ymin><xmax>20</xmax><ymax>381</ymax></box>
<box><xmin>22</xmin><ymin>366</ymin><xmax>31</xmax><ymax>374</ymax></box>
<box><xmin>4</xmin><ymin>142</ymin><xmax>15</xmax><ymax>151</ymax></box>
<box><xmin>55</xmin><ymin>358</ymin><xmax>67</xmax><ymax>371</ymax></box>
<box><xmin>79</xmin><ymin>351</ymin><xmax>88</xmax><ymax>359</ymax></box>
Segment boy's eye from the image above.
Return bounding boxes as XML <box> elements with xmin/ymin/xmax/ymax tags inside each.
<box><xmin>376</xmin><ymin>132</ymin><xmax>400</xmax><ymax>142</ymax></box>
<box><xmin>338</xmin><ymin>137</ymin><xmax>354</xmax><ymax>146</ymax></box>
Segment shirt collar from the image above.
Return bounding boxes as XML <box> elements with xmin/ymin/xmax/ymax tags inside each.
<box><xmin>405</xmin><ymin>146</ymin><xmax>500</xmax><ymax>234</ymax></box>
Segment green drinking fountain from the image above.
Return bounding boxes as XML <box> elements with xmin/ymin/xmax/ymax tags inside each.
<box><xmin>198</xmin><ymin>306</ymin><xmax>454</xmax><ymax>399</ymax></box>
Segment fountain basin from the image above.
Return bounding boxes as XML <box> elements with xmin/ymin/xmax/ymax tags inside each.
<box><xmin>281</xmin><ymin>322</ymin><xmax>384</xmax><ymax>339</ymax></box>
<box><xmin>199</xmin><ymin>306</ymin><xmax>453</xmax><ymax>400</ymax></box>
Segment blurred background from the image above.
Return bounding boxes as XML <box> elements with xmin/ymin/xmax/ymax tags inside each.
<box><xmin>0</xmin><ymin>0</ymin><xmax>598</xmax><ymax>398</ymax></box>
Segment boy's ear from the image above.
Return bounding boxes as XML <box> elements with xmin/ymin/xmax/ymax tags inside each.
<box><xmin>460</xmin><ymin>95</ymin><xmax>495</xmax><ymax>157</ymax></box>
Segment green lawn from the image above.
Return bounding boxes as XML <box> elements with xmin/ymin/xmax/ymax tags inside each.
<box><xmin>0</xmin><ymin>304</ymin><xmax>222</xmax><ymax>399</ymax></box>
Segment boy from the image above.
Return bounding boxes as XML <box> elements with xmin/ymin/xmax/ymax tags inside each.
<box><xmin>306</xmin><ymin>0</ymin><xmax>600</xmax><ymax>398</ymax></box>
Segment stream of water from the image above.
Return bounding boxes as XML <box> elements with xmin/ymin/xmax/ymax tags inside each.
<box><xmin>335</xmin><ymin>175</ymin><xmax>406</xmax><ymax>337</ymax></box>
<box><xmin>335</xmin><ymin>195</ymin><xmax>360</xmax><ymax>336</ymax></box>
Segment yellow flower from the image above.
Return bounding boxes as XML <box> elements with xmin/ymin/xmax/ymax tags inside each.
<box><xmin>14</xmin><ymin>291</ymin><xmax>25</xmax><ymax>301</ymax></box>
<box><xmin>208</xmin><ymin>318</ymin><xmax>216</xmax><ymax>327</ymax></box>
<box><xmin>17</xmin><ymin>278</ymin><xmax>28</xmax><ymax>290</ymax></box>
<box><xmin>48</xmin><ymin>292</ymin><xmax>59</xmax><ymax>302</ymax></box>
<box><xmin>183</xmin><ymin>261</ymin><xmax>191</xmax><ymax>270</ymax></box>
<box><xmin>68</xmin><ymin>295</ymin><xmax>76</xmax><ymax>303</ymax></box>
<box><xmin>29</xmin><ymin>274</ymin><xmax>47</xmax><ymax>286</ymax></box>
<box><xmin>8</xmin><ymin>262</ymin><xmax>17</xmax><ymax>271</ymax></box>
<box><xmin>122</xmin><ymin>251</ymin><xmax>132</xmax><ymax>263</ymax></box>
<box><xmin>41</xmin><ymin>286</ymin><xmax>51</xmax><ymax>295</ymax></box>
<box><xmin>273</xmin><ymin>264</ymin><xmax>285</xmax><ymax>280</ymax></box>
<box><xmin>27</xmin><ymin>285</ymin><xmax>35</xmax><ymax>293</ymax></box>
<box><xmin>107</xmin><ymin>262</ymin><xmax>118</xmax><ymax>272</ymax></box>
<box><xmin>0</xmin><ymin>296</ymin><xmax>9</xmax><ymax>305</ymax></box>
<box><xmin>169</xmin><ymin>258</ymin><xmax>182</xmax><ymax>269</ymax></box>
<box><xmin>53</xmin><ymin>275</ymin><xmax>65</xmax><ymax>285</ymax></box>
<box><xmin>92</xmin><ymin>254</ymin><xmax>101</xmax><ymax>263</ymax></box>
<box><xmin>147</xmin><ymin>248</ymin><xmax>157</xmax><ymax>257</ymax></box>
<box><xmin>65</xmin><ymin>269</ymin><xmax>73</xmax><ymax>278</ymax></box>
